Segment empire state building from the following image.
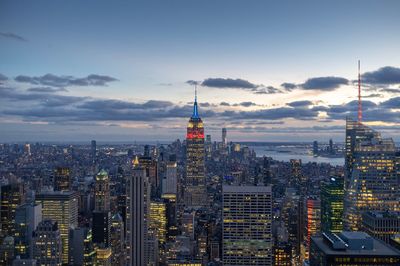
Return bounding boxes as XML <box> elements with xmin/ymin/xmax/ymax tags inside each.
<box><xmin>185</xmin><ymin>89</ymin><xmax>207</xmax><ymax>208</ymax></box>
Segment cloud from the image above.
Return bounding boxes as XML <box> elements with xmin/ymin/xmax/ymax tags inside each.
<box><xmin>281</xmin><ymin>82</ymin><xmax>297</xmax><ymax>91</ymax></box>
<box><xmin>223</xmin><ymin>107</ymin><xmax>319</xmax><ymax>120</ymax></box>
<box><xmin>0</xmin><ymin>32</ymin><xmax>27</xmax><ymax>42</ymax></box>
<box><xmin>253</xmin><ymin>86</ymin><xmax>282</xmax><ymax>94</ymax></box>
<box><xmin>27</xmin><ymin>87</ymin><xmax>68</xmax><ymax>93</ymax></box>
<box><xmin>0</xmin><ymin>73</ymin><xmax>8</xmax><ymax>84</ymax></box>
<box><xmin>15</xmin><ymin>73</ymin><xmax>118</xmax><ymax>87</ymax></box>
<box><xmin>362</xmin><ymin>66</ymin><xmax>400</xmax><ymax>84</ymax></box>
<box><xmin>380</xmin><ymin>88</ymin><xmax>400</xmax><ymax>93</ymax></box>
<box><xmin>287</xmin><ymin>100</ymin><xmax>312</xmax><ymax>107</ymax></box>
<box><xmin>0</xmin><ymin>74</ymin><xmax>8</xmax><ymax>80</ymax></box>
<box><xmin>201</xmin><ymin>78</ymin><xmax>258</xmax><ymax>89</ymax></box>
<box><xmin>78</xmin><ymin>99</ymin><xmax>174</xmax><ymax>111</ymax></box>
<box><xmin>186</xmin><ymin>80</ymin><xmax>200</xmax><ymax>86</ymax></box>
<box><xmin>363</xmin><ymin>93</ymin><xmax>383</xmax><ymax>98</ymax></box>
<box><xmin>188</xmin><ymin>78</ymin><xmax>282</xmax><ymax>94</ymax></box>
<box><xmin>380</xmin><ymin>97</ymin><xmax>400</xmax><ymax>109</ymax></box>
<box><xmin>238</xmin><ymin>101</ymin><xmax>256</xmax><ymax>107</ymax></box>
<box><xmin>301</xmin><ymin>76</ymin><xmax>348</xmax><ymax>90</ymax></box>
<box><xmin>220</xmin><ymin>102</ymin><xmax>230</xmax><ymax>106</ymax></box>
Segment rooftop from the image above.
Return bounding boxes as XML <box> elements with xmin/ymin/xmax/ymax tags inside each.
<box><xmin>312</xmin><ymin>231</ymin><xmax>400</xmax><ymax>256</ymax></box>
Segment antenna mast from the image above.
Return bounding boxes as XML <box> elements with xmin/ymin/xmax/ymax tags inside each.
<box><xmin>358</xmin><ymin>60</ymin><xmax>362</xmax><ymax>122</ymax></box>
<box><xmin>195</xmin><ymin>84</ymin><xmax>197</xmax><ymax>102</ymax></box>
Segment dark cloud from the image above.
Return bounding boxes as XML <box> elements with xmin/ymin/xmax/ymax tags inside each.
<box><xmin>27</xmin><ymin>87</ymin><xmax>68</xmax><ymax>93</ymax></box>
<box><xmin>15</xmin><ymin>73</ymin><xmax>118</xmax><ymax>87</ymax></box>
<box><xmin>78</xmin><ymin>99</ymin><xmax>173</xmax><ymax>110</ymax></box>
<box><xmin>186</xmin><ymin>80</ymin><xmax>200</xmax><ymax>86</ymax></box>
<box><xmin>223</xmin><ymin>107</ymin><xmax>319</xmax><ymax>120</ymax></box>
<box><xmin>362</xmin><ymin>66</ymin><xmax>400</xmax><ymax>84</ymax></box>
<box><xmin>0</xmin><ymin>73</ymin><xmax>8</xmax><ymax>84</ymax></box>
<box><xmin>201</xmin><ymin>78</ymin><xmax>258</xmax><ymax>89</ymax></box>
<box><xmin>363</xmin><ymin>93</ymin><xmax>383</xmax><ymax>98</ymax></box>
<box><xmin>380</xmin><ymin>97</ymin><xmax>400</xmax><ymax>109</ymax></box>
<box><xmin>220</xmin><ymin>102</ymin><xmax>230</xmax><ymax>106</ymax></box>
<box><xmin>287</xmin><ymin>100</ymin><xmax>312</xmax><ymax>107</ymax></box>
<box><xmin>380</xmin><ymin>88</ymin><xmax>400</xmax><ymax>94</ymax></box>
<box><xmin>301</xmin><ymin>76</ymin><xmax>348</xmax><ymax>91</ymax></box>
<box><xmin>281</xmin><ymin>82</ymin><xmax>297</xmax><ymax>90</ymax></box>
<box><xmin>238</xmin><ymin>102</ymin><xmax>256</xmax><ymax>107</ymax></box>
<box><xmin>0</xmin><ymin>32</ymin><xmax>27</xmax><ymax>42</ymax></box>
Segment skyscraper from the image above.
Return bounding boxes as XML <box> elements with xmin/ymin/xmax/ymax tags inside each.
<box><xmin>185</xmin><ymin>88</ymin><xmax>206</xmax><ymax>208</ymax></box>
<box><xmin>362</xmin><ymin>211</ymin><xmax>400</xmax><ymax>244</ymax></box>
<box><xmin>94</xmin><ymin>169</ymin><xmax>110</xmax><ymax>212</ymax></box>
<box><xmin>321</xmin><ymin>177</ymin><xmax>344</xmax><ymax>233</ymax></box>
<box><xmin>222</xmin><ymin>128</ymin><xmax>227</xmax><ymax>146</ymax></box>
<box><xmin>162</xmin><ymin>161</ymin><xmax>177</xmax><ymax>195</ymax></box>
<box><xmin>91</xmin><ymin>140</ymin><xmax>96</xmax><ymax>161</ymax></box>
<box><xmin>14</xmin><ymin>203</ymin><xmax>42</xmax><ymax>259</ymax></box>
<box><xmin>126</xmin><ymin>166</ymin><xmax>150</xmax><ymax>266</ymax></box>
<box><xmin>110</xmin><ymin>213</ymin><xmax>125</xmax><ymax>266</ymax></box>
<box><xmin>313</xmin><ymin>141</ymin><xmax>318</xmax><ymax>156</ymax></box>
<box><xmin>35</xmin><ymin>191</ymin><xmax>78</xmax><ymax>264</ymax></box>
<box><xmin>54</xmin><ymin>167</ymin><xmax>71</xmax><ymax>192</ymax></box>
<box><xmin>149</xmin><ymin>201</ymin><xmax>167</xmax><ymax>245</ymax></box>
<box><xmin>33</xmin><ymin>220</ymin><xmax>62</xmax><ymax>266</ymax></box>
<box><xmin>93</xmin><ymin>170</ymin><xmax>111</xmax><ymax>247</ymax></box>
<box><xmin>0</xmin><ymin>178</ymin><xmax>24</xmax><ymax>241</ymax></box>
<box><xmin>303</xmin><ymin>197</ymin><xmax>321</xmax><ymax>261</ymax></box>
<box><xmin>222</xmin><ymin>185</ymin><xmax>272</xmax><ymax>265</ymax></box>
<box><xmin>344</xmin><ymin>118</ymin><xmax>399</xmax><ymax>231</ymax></box>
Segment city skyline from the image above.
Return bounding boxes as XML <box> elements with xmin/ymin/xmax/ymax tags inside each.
<box><xmin>1</xmin><ymin>0</ymin><xmax>400</xmax><ymax>142</ymax></box>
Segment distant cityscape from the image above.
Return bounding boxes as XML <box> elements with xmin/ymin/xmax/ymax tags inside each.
<box><xmin>0</xmin><ymin>88</ymin><xmax>399</xmax><ymax>266</ymax></box>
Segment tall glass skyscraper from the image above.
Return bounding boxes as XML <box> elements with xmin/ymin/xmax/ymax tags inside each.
<box><xmin>185</xmin><ymin>90</ymin><xmax>206</xmax><ymax>208</ymax></box>
<box><xmin>344</xmin><ymin>118</ymin><xmax>399</xmax><ymax>231</ymax></box>
<box><xmin>321</xmin><ymin>177</ymin><xmax>344</xmax><ymax>233</ymax></box>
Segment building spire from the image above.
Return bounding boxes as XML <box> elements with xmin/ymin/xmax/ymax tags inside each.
<box><xmin>358</xmin><ymin>60</ymin><xmax>362</xmax><ymax>122</ymax></box>
<box><xmin>192</xmin><ymin>84</ymin><xmax>199</xmax><ymax>118</ymax></box>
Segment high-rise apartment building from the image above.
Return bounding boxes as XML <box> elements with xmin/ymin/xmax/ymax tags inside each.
<box><xmin>35</xmin><ymin>191</ymin><xmax>78</xmax><ymax>264</ymax></box>
<box><xmin>222</xmin><ymin>185</ymin><xmax>272</xmax><ymax>265</ymax></box>
<box><xmin>185</xmin><ymin>89</ymin><xmax>206</xmax><ymax>208</ymax></box>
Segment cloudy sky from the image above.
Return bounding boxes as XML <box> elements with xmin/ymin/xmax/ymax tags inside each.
<box><xmin>1</xmin><ymin>0</ymin><xmax>400</xmax><ymax>142</ymax></box>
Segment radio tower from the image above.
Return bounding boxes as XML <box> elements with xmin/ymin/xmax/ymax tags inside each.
<box><xmin>358</xmin><ymin>60</ymin><xmax>362</xmax><ymax>122</ymax></box>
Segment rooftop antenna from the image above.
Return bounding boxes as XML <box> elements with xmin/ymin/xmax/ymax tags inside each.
<box><xmin>358</xmin><ymin>60</ymin><xmax>362</xmax><ymax>122</ymax></box>
<box><xmin>195</xmin><ymin>84</ymin><xmax>197</xmax><ymax>103</ymax></box>
<box><xmin>192</xmin><ymin>83</ymin><xmax>199</xmax><ymax>118</ymax></box>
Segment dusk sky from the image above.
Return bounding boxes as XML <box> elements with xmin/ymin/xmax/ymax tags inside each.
<box><xmin>1</xmin><ymin>0</ymin><xmax>400</xmax><ymax>142</ymax></box>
